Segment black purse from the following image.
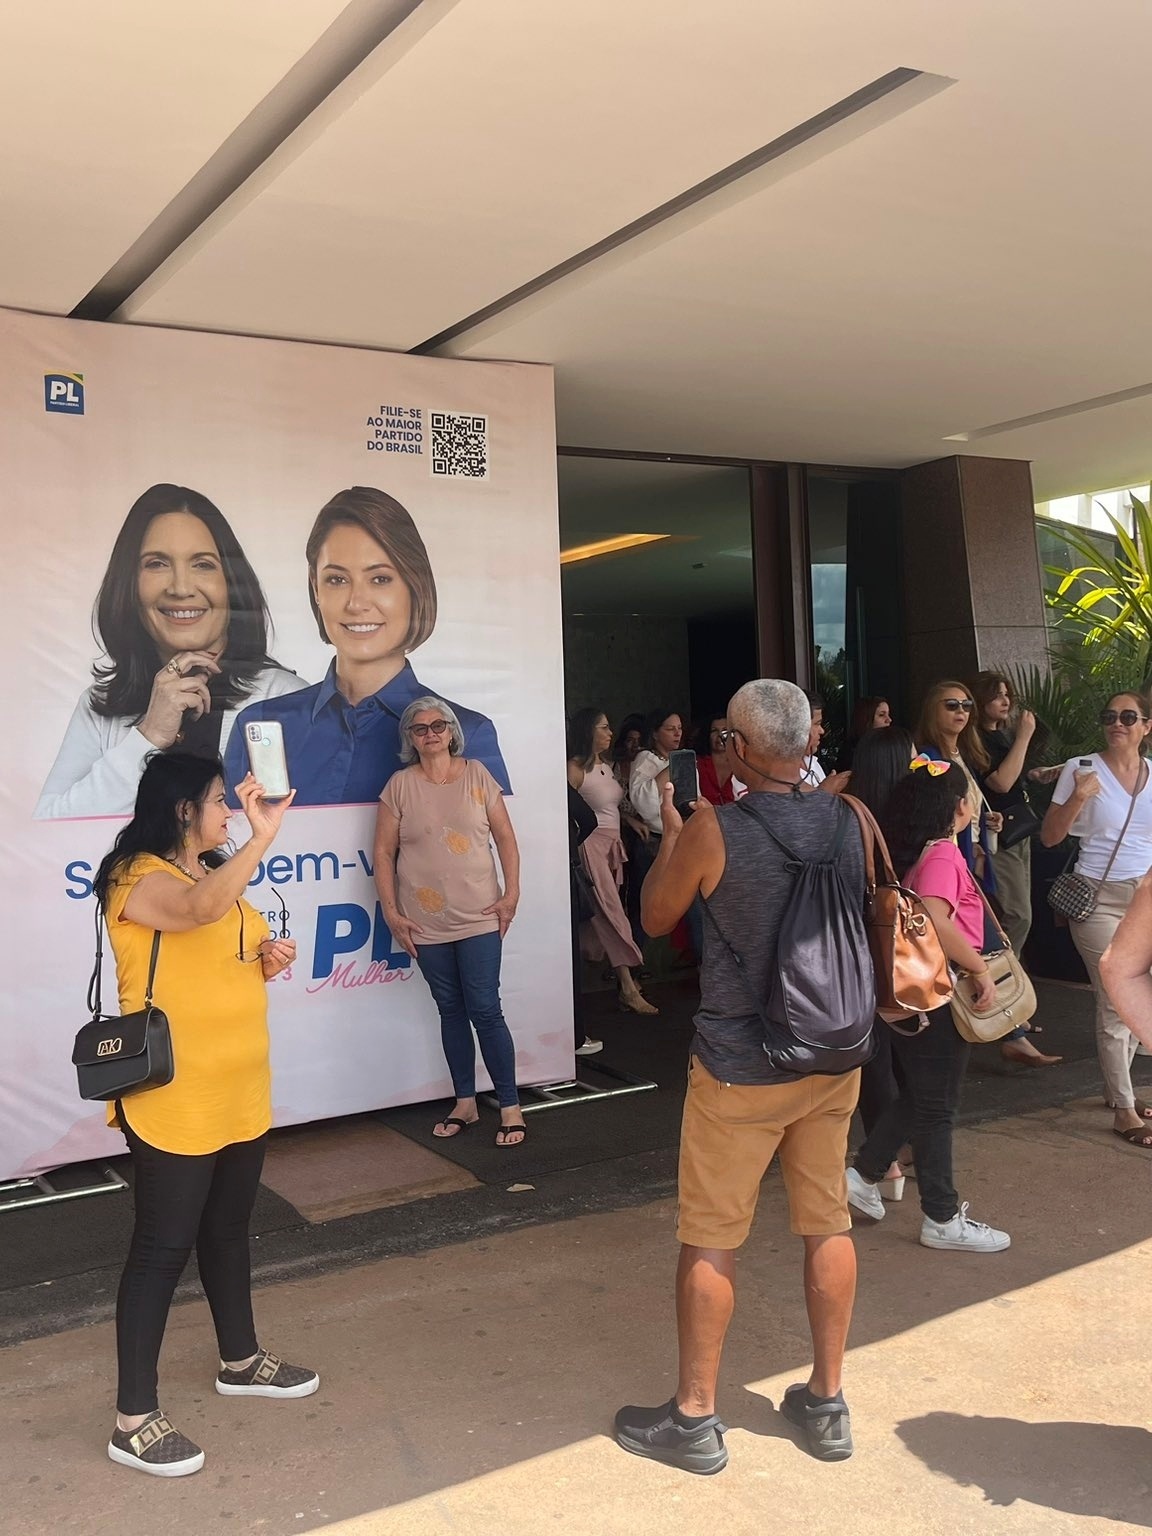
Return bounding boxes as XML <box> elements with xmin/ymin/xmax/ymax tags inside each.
<box><xmin>72</xmin><ymin>908</ymin><xmax>173</xmax><ymax>1101</ymax></box>
<box><xmin>999</xmin><ymin>798</ymin><xmax>1041</xmax><ymax>849</ymax></box>
<box><xmin>571</xmin><ymin>859</ymin><xmax>600</xmax><ymax>923</ymax></box>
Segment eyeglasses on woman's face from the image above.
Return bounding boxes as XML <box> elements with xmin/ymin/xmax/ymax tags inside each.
<box><xmin>409</xmin><ymin>719</ymin><xmax>449</xmax><ymax>738</ymax></box>
<box><xmin>1100</xmin><ymin>708</ymin><xmax>1149</xmax><ymax>728</ymax></box>
<box><xmin>941</xmin><ymin>698</ymin><xmax>974</xmax><ymax>714</ymax></box>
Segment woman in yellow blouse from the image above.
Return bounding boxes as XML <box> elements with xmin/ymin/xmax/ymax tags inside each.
<box><xmin>93</xmin><ymin>752</ymin><xmax>316</xmax><ymax>1478</ymax></box>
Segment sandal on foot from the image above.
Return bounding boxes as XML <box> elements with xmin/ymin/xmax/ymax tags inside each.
<box><xmin>496</xmin><ymin>1122</ymin><xmax>527</xmax><ymax>1147</ymax></box>
<box><xmin>1136</xmin><ymin>1100</ymin><xmax>1152</xmax><ymax>1120</ymax></box>
<box><xmin>433</xmin><ymin>1116</ymin><xmax>475</xmax><ymax>1138</ymax></box>
<box><xmin>1113</xmin><ymin>1124</ymin><xmax>1152</xmax><ymax>1148</ymax></box>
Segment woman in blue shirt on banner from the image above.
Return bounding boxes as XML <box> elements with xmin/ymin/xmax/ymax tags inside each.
<box><xmin>226</xmin><ymin>487</ymin><xmax>510</xmax><ymax>805</ymax></box>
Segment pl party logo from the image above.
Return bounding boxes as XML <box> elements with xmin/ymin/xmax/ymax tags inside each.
<box><xmin>44</xmin><ymin>372</ymin><xmax>85</xmax><ymax>414</ymax></box>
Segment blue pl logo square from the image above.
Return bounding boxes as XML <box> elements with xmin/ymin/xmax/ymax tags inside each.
<box><xmin>44</xmin><ymin>373</ymin><xmax>84</xmax><ymax>414</ymax></box>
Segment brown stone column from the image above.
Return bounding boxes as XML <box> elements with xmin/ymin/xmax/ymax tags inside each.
<box><xmin>899</xmin><ymin>455</ymin><xmax>1048</xmax><ymax>715</ymax></box>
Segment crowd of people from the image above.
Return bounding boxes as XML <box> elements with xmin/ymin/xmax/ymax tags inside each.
<box><xmin>608</xmin><ymin>675</ymin><xmax>1152</xmax><ymax>1474</ymax></box>
<box><xmin>88</xmin><ymin>665</ymin><xmax>1152</xmax><ymax>1478</ymax></box>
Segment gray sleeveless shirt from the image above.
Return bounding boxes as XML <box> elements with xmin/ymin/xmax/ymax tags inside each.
<box><xmin>694</xmin><ymin>790</ymin><xmax>866</xmax><ymax>1085</ymax></box>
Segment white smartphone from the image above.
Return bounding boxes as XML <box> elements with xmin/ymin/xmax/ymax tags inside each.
<box><xmin>244</xmin><ymin>720</ymin><xmax>291</xmax><ymax>799</ymax></box>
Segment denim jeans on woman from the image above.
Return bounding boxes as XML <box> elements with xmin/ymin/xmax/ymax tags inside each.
<box><xmin>416</xmin><ymin>931</ymin><xmax>519</xmax><ymax>1107</ymax></box>
<box><xmin>853</xmin><ymin>1003</ymin><xmax>970</xmax><ymax>1223</ymax></box>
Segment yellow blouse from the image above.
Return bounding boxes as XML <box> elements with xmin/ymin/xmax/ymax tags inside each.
<box><xmin>104</xmin><ymin>855</ymin><xmax>272</xmax><ymax>1155</ymax></box>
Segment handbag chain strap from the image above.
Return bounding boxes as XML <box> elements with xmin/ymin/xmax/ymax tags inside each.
<box><xmin>87</xmin><ymin>902</ymin><xmax>161</xmax><ymax>1019</ymax></box>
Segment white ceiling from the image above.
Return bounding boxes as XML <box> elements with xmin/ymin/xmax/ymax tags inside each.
<box><xmin>4</xmin><ymin>0</ymin><xmax>1152</xmax><ymax>499</ymax></box>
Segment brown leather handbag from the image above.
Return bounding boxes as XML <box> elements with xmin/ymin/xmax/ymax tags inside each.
<box><xmin>840</xmin><ymin>794</ymin><xmax>953</xmax><ymax>1033</ymax></box>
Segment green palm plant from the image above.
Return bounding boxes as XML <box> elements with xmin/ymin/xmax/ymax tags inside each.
<box><xmin>1003</xmin><ymin>495</ymin><xmax>1152</xmax><ymax>761</ymax></box>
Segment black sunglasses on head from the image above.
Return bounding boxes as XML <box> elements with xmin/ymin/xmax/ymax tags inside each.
<box><xmin>1100</xmin><ymin>708</ymin><xmax>1149</xmax><ymax>727</ymax></box>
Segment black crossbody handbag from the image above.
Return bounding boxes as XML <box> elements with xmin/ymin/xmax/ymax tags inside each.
<box><xmin>72</xmin><ymin>906</ymin><xmax>174</xmax><ymax>1101</ymax></box>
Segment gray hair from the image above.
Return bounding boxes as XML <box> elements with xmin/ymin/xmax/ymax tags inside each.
<box><xmin>398</xmin><ymin>695</ymin><xmax>465</xmax><ymax>762</ymax></box>
<box><xmin>728</xmin><ymin>679</ymin><xmax>811</xmax><ymax>758</ymax></box>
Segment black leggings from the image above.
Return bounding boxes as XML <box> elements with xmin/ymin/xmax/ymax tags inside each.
<box><xmin>853</xmin><ymin>1004</ymin><xmax>970</xmax><ymax>1223</ymax></box>
<box><xmin>116</xmin><ymin>1112</ymin><xmax>266</xmax><ymax>1414</ymax></box>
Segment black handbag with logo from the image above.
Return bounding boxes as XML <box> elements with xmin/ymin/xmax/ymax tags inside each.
<box><xmin>998</xmin><ymin>796</ymin><xmax>1042</xmax><ymax>849</ymax></box>
<box><xmin>72</xmin><ymin>908</ymin><xmax>173</xmax><ymax>1101</ymax></box>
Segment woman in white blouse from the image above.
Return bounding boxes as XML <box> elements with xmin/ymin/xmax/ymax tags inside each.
<box><xmin>629</xmin><ymin>708</ymin><xmax>684</xmax><ymax>836</ymax></box>
<box><xmin>627</xmin><ymin>708</ymin><xmax>683</xmax><ymax>941</ymax></box>
<box><xmin>1041</xmin><ymin>690</ymin><xmax>1152</xmax><ymax>1147</ymax></box>
<box><xmin>36</xmin><ymin>485</ymin><xmax>303</xmax><ymax>819</ymax></box>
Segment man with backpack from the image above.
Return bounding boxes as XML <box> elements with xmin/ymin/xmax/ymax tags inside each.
<box><xmin>614</xmin><ymin>679</ymin><xmax>870</xmax><ymax>1474</ymax></box>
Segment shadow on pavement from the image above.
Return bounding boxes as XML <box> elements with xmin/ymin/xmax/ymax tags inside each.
<box><xmin>897</xmin><ymin>1411</ymin><xmax>1152</xmax><ymax>1525</ymax></box>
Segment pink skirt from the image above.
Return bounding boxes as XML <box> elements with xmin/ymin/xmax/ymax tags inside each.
<box><xmin>580</xmin><ymin>826</ymin><xmax>643</xmax><ymax>969</ymax></box>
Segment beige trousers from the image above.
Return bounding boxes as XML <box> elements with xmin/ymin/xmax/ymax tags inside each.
<box><xmin>1070</xmin><ymin>877</ymin><xmax>1142</xmax><ymax>1110</ymax></box>
<box><xmin>990</xmin><ymin>837</ymin><xmax>1032</xmax><ymax>953</ymax></box>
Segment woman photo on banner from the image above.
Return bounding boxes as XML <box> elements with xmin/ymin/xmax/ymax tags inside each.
<box><xmin>36</xmin><ymin>484</ymin><xmax>304</xmax><ymax>820</ymax></box>
<box><xmin>225</xmin><ymin>486</ymin><xmax>510</xmax><ymax>806</ymax></box>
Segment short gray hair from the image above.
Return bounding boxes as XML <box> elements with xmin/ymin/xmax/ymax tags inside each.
<box><xmin>398</xmin><ymin>696</ymin><xmax>465</xmax><ymax>763</ymax></box>
<box><xmin>728</xmin><ymin>679</ymin><xmax>811</xmax><ymax>758</ymax></box>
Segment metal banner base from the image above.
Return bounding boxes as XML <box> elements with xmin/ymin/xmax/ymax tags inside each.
<box><xmin>482</xmin><ymin>1058</ymin><xmax>656</xmax><ymax>1113</ymax></box>
<box><xmin>0</xmin><ymin>1165</ymin><xmax>128</xmax><ymax>1212</ymax></box>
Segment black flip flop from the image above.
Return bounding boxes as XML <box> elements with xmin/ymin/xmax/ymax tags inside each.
<box><xmin>1113</xmin><ymin>1124</ymin><xmax>1152</xmax><ymax>1149</ymax></box>
<box><xmin>433</xmin><ymin>1116</ymin><xmax>475</xmax><ymax>1138</ymax></box>
<box><xmin>495</xmin><ymin>1122</ymin><xmax>527</xmax><ymax>1147</ymax></box>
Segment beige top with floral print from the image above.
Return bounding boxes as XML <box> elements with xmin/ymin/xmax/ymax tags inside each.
<box><xmin>380</xmin><ymin>759</ymin><xmax>504</xmax><ymax>945</ymax></box>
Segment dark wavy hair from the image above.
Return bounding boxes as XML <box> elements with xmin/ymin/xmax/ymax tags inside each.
<box><xmin>882</xmin><ymin>762</ymin><xmax>969</xmax><ymax>878</ymax></box>
<box><xmin>849</xmin><ymin>726</ymin><xmax>915</xmax><ymax>820</ymax></box>
<box><xmin>93</xmin><ymin>753</ymin><xmax>227</xmax><ymax>907</ymax></box>
<box><xmin>694</xmin><ymin>711</ymin><xmax>729</xmax><ymax>755</ymax></box>
<box><xmin>644</xmin><ymin>707</ymin><xmax>681</xmax><ymax>751</ymax></box>
<box><xmin>90</xmin><ymin>484</ymin><xmax>278</xmax><ymax>720</ymax></box>
<box><xmin>567</xmin><ymin>707</ymin><xmax>605</xmax><ymax>768</ymax></box>
<box><xmin>306</xmin><ymin>486</ymin><xmax>436</xmax><ymax>651</ymax></box>
<box><xmin>849</xmin><ymin>695</ymin><xmax>889</xmax><ymax>741</ymax></box>
<box><xmin>611</xmin><ymin>714</ymin><xmax>645</xmax><ymax>766</ymax></box>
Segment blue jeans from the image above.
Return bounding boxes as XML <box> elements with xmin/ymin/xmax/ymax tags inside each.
<box><xmin>416</xmin><ymin>932</ymin><xmax>519</xmax><ymax>1108</ymax></box>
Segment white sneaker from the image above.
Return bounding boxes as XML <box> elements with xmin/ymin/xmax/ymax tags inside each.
<box><xmin>919</xmin><ymin>1202</ymin><xmax>1010</xmax><ymax>1253</ymax></box>
<box><xmin>845</xmin><ymin>1167</ymin><xmax>885</xmax><ymax>1222</ymax></box>
<box><xmin>576</xmin><ymin>1037</ymin><xmax>603</xmax><ymax>1056</ymax></box>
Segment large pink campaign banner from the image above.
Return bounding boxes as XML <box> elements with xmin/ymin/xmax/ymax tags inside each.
<box><xmin>0</xmin><ymin>309</ymin><xmax>570</xmax><ymax>1178</ymax></box>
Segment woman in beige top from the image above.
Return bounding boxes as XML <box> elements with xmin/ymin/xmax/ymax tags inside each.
<box><xmin>374</xmin><ymin>696</ymin><xmax>526</xmax><ymax>1146</ymax></box>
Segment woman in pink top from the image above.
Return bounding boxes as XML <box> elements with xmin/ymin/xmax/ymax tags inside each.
<box><xmin>567</xmin><ymin>709</ymin><xmax>657</xmax><ymax>1016</ymax></box>
<box><xmin>846</xmin><ymin>761</ymin><xmax>1011</xmax><ymax>1253</ymax></box>
<box><xmin>374</xmin><ymin>696</ymin><xmax>526</xmax><ymax>1147</ymax></box>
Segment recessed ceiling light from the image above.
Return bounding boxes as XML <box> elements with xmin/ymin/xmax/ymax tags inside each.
<box><xmin>559</xmin><ymin>533</ymin><xmax>669</xmax><ymax>565</ymax></box>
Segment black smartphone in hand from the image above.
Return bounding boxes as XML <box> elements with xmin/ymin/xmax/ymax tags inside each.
<box><xmin>668</xmin><ymin>749</ymin><xmax>701</xmax><ymax>816</ymax></box>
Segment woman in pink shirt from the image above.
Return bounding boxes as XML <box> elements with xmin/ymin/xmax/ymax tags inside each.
<box><xmin>846</xmin><ymin>761</ymin><xmax>1011</xmax><ymax>1253</ymax></box>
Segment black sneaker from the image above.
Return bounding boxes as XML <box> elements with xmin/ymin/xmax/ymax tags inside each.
<box><xmin>614</xmin><ymin>1398</ymin><xmax>729</xmax><ymax>1474</ymax></box>
<box><xmin>216</xmin><ymin>1348</ymin><xmax>319</xmax><ymax>1398</ymax></box>
<box><xmin>779</xmin><ymin>1383</ymin><xmax>853</xmax><ymax>1461</ymax></box>
<box><xmin>107</xmin><ymin>1410</ymin><xmax>205</xmax><ymax>1477</ymax></box>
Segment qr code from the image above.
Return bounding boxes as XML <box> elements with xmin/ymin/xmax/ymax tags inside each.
<box><xmin>430</xmin><ymin>411</ymin><xmax>488</xmax><ymax>478</ymax></box>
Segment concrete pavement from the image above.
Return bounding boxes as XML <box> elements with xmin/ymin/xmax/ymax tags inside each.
<box><xmin>4</xmin><ymin>1093</ymin><xmax>1152</xmax><ymax>1535</ymax></box>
